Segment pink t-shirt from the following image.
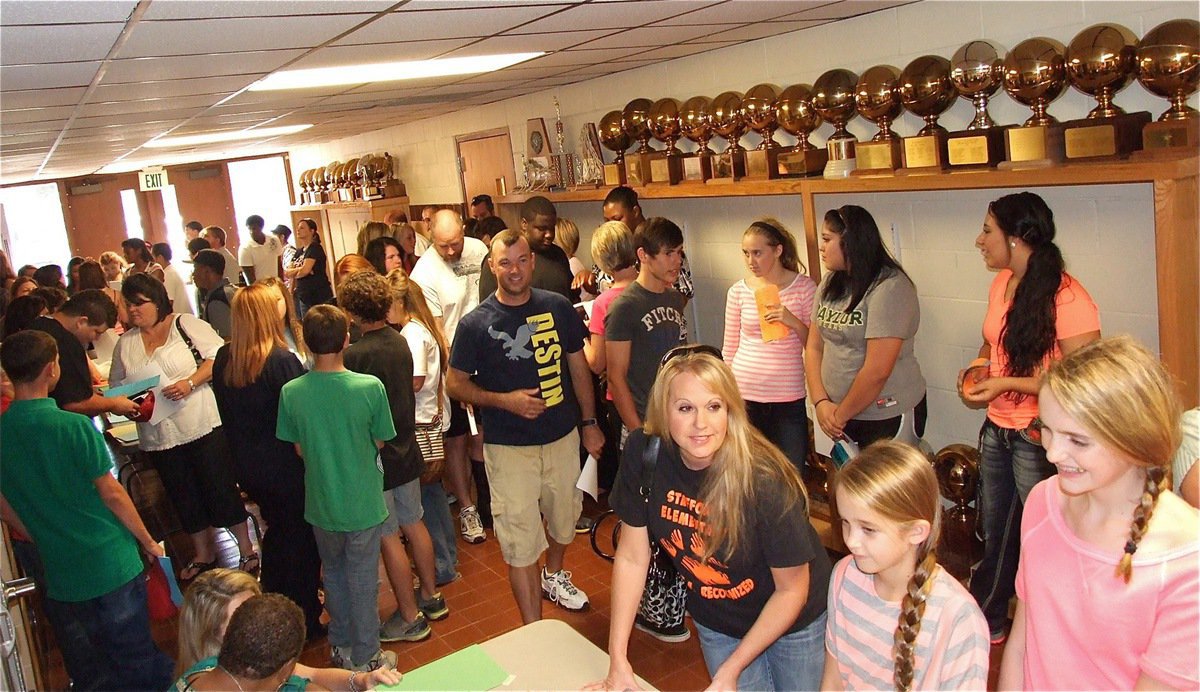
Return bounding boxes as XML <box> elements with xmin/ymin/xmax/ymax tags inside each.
<box><xmin>826</xmin><ymin>556</ymin><xmax>990</xmax><ymax>691</ymax></box>
<box><xmin>982</xmin><ymin>270</ymin><xmax>1099</xmax><ymax>429</ymax></box>
<box><xmin>1016</xmin><ymin>479</ymin><xmax>1200</xmax><ymax>690</ymax></box>
<box><xmin>723</xmin><ymin>274</ymin><xmax>816</xmax><ymax>403</ymax></box>
<box><xmin>589</xmin><ymin>284</ymin><xmax>627</xmax><ymax>402</ymax></box>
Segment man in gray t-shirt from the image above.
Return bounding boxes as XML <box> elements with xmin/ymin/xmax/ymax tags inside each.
<box><xmin>605</xmin><ymin>218</ymin><xmax>688</xmax><ymax>433</ymax></box>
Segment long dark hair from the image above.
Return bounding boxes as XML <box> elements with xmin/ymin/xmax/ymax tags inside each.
<box><xmin>988</xmin><ymin>192</ymin><xmax>1065</xmax><ymax>379</ymax></box>
<box><xmin>821</xmin><ymin>205</ymin><xmax>908</xmax><ymax>311</ymax></box>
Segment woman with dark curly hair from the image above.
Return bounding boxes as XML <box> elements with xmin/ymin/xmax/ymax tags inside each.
<box><xmin>958</xmin><ymin>191</ymin><xmax>1100</xmax><ymax>645</ymax></box>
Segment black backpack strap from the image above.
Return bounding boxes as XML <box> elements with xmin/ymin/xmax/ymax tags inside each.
<box><xmin>174</xmin><ymin>315</ymin><xmax>203</xmax><ymax>367</ymax></box>
<box><xmin>640</xmin><ymin>434</ymin><xmax>661</xmax><ymax>504</ymax></box>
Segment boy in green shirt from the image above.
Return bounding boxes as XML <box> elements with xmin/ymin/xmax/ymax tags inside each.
<box><xmin>276</xmin><ymin>305</ymin><xmax>399</xmax><ymax>673</ymax></box>
<box><xmin>0</xmin><ymin>330</ymin><xmax>173</xmax><ymax>691</ymax></box>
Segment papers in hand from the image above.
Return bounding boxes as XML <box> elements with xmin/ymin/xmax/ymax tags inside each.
<box><xmin>108</xmin><ymin>364</ymin><xmax>183</xmax><ymax>425</ymax></box>
<box><xmin>576</xmin><ymin>455</ymin><xmax>599</xmax><ymax>501</ymax></box>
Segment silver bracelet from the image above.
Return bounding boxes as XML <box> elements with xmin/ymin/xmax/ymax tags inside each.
<box><xmin>348</xmin><ymin>671</ymin><xmax>361</xmax><ymax>692</ymax></box>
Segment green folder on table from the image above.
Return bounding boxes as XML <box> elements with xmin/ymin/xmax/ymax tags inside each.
<box><xmin>377</xmin><ymin>644</ymin><xmax>509</xmax><ymax>691</ymax></box>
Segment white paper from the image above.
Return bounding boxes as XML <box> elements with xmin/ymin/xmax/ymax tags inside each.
<box><xmin>811</xmin><ymin>401</ymin><xmax>837</xmax><ymax>457</ymax></box>
<box><xmin>127</xmin><ymin>362</ymin><xmax>183</xmax><ymax>426</ymax></box>
<box><xmin>466</xmin><ymin>404</ymin><xmax>478</xmax><ymax>436</ymax></box>
<box><xmin>576</xmin><ymin>454</ymin><xmax>599</xmax><ymax>501</ymax></box>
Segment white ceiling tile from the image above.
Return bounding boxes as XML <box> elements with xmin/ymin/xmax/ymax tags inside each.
<box><xmin>654</xmin><ymin>1</ymin><xmax>818</xmax><ymax>25</ymax></box>
<box><xmin>569</xmin><ymin>24</ymin><xmax>721</xmax><ymax>49</ymax></box>
<box><xmin>703</xmin><ymin>19</ymin><xmax>821</xmax><ymax>42</ymax></box>
<box><xmin>0</xmin><ymin>104</ymin><xmax>77</xmax><ymax>124</ymax></box>
<box><xmin>634</xmin><ymin>41</ymin><xmax>738</xmax><ymax>62</ymax></box>
<box><xmin>1</xmin><ymin>24</ymin><xmax>125</xmax><ymax>64</ymax></box>
<box><xmin>90</xmin><ymin>76</ymin><xmax>259</xmax><ymax>101</ymax></box>
<box><xmin>505</xmin><ymin>1</ymin><xmax>717</xmax><ymax>33</ymax></box>
<box><xmin>103</xmin><ymin>50</ymin><xmax>304</xmax><ymax>83</ymax></box>
<box><xmin>0</xmin><ymin>132</ymin><xmax>60</xmax><ymax>146</ymax></box>
<box><xmin>142</xmin><ymin>1</ymin><xmax>396</xmax><ymax>20</ymax></box>
<box><xmin>506</xmin><ymin>47</ymin><xmax>646</xmax><ymax>69</ymax></box>
<box><xmin>1</xmin><ymin>87</ymin><xmax>88</xmax><ymax>110</ymax></box>
<box><xmin>335</xmin><ymin>5</ymin><xmax>568</xmax><ymax>45</ymax></box>
<box><xmin>782</xmin><ymin>0</ymin><xmax>867</xmax><ymax>20</ymax></box>
<box><xmin>78</xmin><ymin>94</ymin><xmax>230</xmax><ymax>117</ymax></box>
<box><xmin>1</xmin><ymin>120</ymin><xmax>70</xmax><ymax>135</ymax></box>
<box><xmin>72</xmin><ymin>110</ymin><xmax>196</xmax><ymax>128</ymax></box>
<box><xmin>1</xmin><ymin>0</ymin><xmax>137</xmax><ymax>25</ymax></box>
<box><xmin>0</xmin><ymin>62</ymin><xmax>101</xmax><ymax>91</ymax></box>
<box><xmin>117</xmin><ymin>15</ymin><xmax>377</xmax><ymax>59</ymax></box>
<box><xmin>462</xmin><ymin>30</ymin><xmax>616</xmax><ymax>53</ymax></box>
<box><xmin>288</xmin><ymin>39</ymin><xmax>472</xmax><ymax>69</ymax></box>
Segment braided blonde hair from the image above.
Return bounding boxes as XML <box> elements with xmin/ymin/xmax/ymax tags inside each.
<box><xmin>1043</xmin><ymin>335</ymin><xmax>1182</xmax><ymax>583</ymax></box>
<box><xmin>835</xmin><ymin>441</ymin><xmax>941</xmax><ymax>692</ymax></box>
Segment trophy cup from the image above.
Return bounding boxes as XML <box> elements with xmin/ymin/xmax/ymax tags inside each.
<box><xmin>934</xmin><ymin>444</ymin><xmax>983</xmax><ymax>562</ymax></box>
<box><xmin>1001</xmin><ymin>37</ymin><xmax>1068</xmax><ymax>167</ymax></box>
<box><xmin>1062</xmin><ymin>23</ymin><xmax>1151</xmax><ymax>160</ymax></box>
<box><xmin>812</xmin><ymin>69</ymin><xmax>860</xmax><ymax>179</ymax></box>
<box><xmin>741</xmin><ymin>83</ymin><xmax>783</xmax><ymax>179</ymax></box>
<box><xmin>322</xmin><ymin>164</ymin><xmax>338</xmax><ymax>204</ymax></box>
<box><xmin>551</xmin><ymin>97</ymin><xmax>575</xmax><ymax>190</ymax></box>
<box><xmin>647</xmin><ymin>97</ymin><xmax>684</xmax><ymax>185</ymax></box>
<box><xmin>709</xmin><ymin>91</ymin><xmax>747</xmax><ymax>182</ymax></box>
<box><xmin>621</xmin><ymin>98</ymin><xmax>654</xmax><ymax>186</ymax></box>
<box><xmin>358</xmin><ymin>156</ymin><xmax>381</xmax><ymax>200</ymax></box>
<box><xmin>898</xmin><ymin>55</ymin><xmax>955</xmax><ymax>172</ymax></box>
<box><xmin>598</xmin><ymin>110</ymin><xmax>630</xmax><ymax>186</ymax></box>
<box><xmin>344</xmin><ymin>158</ymin><xmax>361</xmax><ymax>201</ymax></box>
<box><xmin>575</xmin><ymin>123</ymin><xmax>605</xmax><ymax>188</ymax></box>
<box><xmin>775</xmin><ymin>84</ymin><xmax>827</xmax><ymax>176</ymax></box>
<box><xmin>853</xmin><ymin>65</ymin><xmax>903</xmax><ymax>174</ymax></box>
<box><xmin>298</xmin><ymin>169</ymin><xmax>313</xmax><ymax>205</ymax></box>
<box><xmin>679</xmin><ymin>96</ymin><xmax>715</xmax><ymax>183</ymax></box>
<box><xmin>947</xmin><ymin>40</ymin><xmax>1009</xmax><ymax>168</ymax></box>
<box><xmin>1135</xmin><ymin>19</ymin><xmax>1199</xmax><ymax>155</ymax></box>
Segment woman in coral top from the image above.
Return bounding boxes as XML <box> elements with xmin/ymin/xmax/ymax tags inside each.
<box><xmin>958</xmin><ymin>191</ymin><xmax>1100</xmax><ymax>644</ymax></box>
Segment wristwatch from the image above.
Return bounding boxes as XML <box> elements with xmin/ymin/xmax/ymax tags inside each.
<box><xmin>580</xmin><ymin>417</ymin><xmax>598</xmax><ymax>428</ymax></box>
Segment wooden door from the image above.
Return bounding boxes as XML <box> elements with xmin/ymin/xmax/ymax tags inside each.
<box><xmin>455</xmin><ymin>128</ymin><xmax>517</xmax><ymax>208</ymax></box>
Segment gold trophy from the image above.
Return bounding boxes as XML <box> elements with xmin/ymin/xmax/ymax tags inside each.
<box><xmin>1135</xmin><ymin>18</ymin><xmax>1199</xmax><ymax>155</ymax></box>
<box><xmin>679</xmin><ymin>96</ymin><xmax>715</xmax><ymax>183</ymax></box>
<box><xmin>775</xmin><ymin>84</ymin><xmax>827</xmax><ymax>176</ymax></box>
<box><xmin>741</xmin><ymin>83</ymin><xmax>783</xmax><ymax>179</ymax></box>
<box><xmin>621</xmin><ymin>98</ymin><xmax>654</xmax><ymax>186</ymax></box>
<box><xmin>853</xmin><ymin>65</ymin><xmax>903</xmax><ymax>174</ymax></box>
<box><xmin>324</xmin><ymin>163</ymin><xmax>340</xmax><ymax>204</ymax></box>
<box><xmin>812</xmin><ymin>69</ymin><xmax>860</xmax><ymax>179</ymax></box>
<box><xmin>313</xmin><ymin>165</ymin><xmax>328</xmax><ymax>203</ymax></box>
<box><xmin>709</xmin><ymin>91</ymin><xmax>747</xmax><ymax>182</ymax></box>
<box><xmin>1001</xmin><ymin>37</ymin><xmax>1068</xmax><ymax>167</ymax></box>
<box><xmin>1062</xmin><ymin>23</ymin><xmax>1150</xmax><ymax>160</ymax></box>
<box><xmin>647</xmin><ymin>97</ymin><xmax>684</xmax><ymax>185</ymax></box>
<box><xmin>898</xmin><ymin>55</ymin><xmax>955</xmax><ymax>172</ymax></box>
<box><xmin>598</xmin><ymin>110</ymin><xmax>630</xmax><ymax>186</ymax></box>
<box><xmin>298</xmin><ymin>169</ymin><xmax>313</xmax><ymax>205</ymax></box>
<box><xmin>344</xmin><ymin>158</ymin><xmax>361</xmax><ymax>201</ymax></box>
<box><xmin>947</xmin><ymin>40</ymin><xmax>1009</xmax><ymax>168</ymax></box>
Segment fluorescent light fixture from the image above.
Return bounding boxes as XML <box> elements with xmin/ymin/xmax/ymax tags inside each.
<box><xmin>249</xmin><ymin>52</ymin><xmax>544</xmax><ymax>91</ymax></box>
<box><xmin>145</xmin><ymin>124</ymin><xmax>313</xmax><ymax>148</ymax></box>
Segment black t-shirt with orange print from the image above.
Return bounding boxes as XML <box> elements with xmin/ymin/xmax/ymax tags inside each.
<box><xmin>611</xmin><ymin>429</ymin><xmax>831</xmax><ymax>638</ymax></box>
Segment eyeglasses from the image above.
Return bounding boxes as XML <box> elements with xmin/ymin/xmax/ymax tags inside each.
<box><xmin>659</xmin><ymin>343</ymin><xmax>722</xmax><ymax>368</ymax></box>
<box><xmin>127</xmin><ymin>297</ymin><xmax>153</xmax><ymax>307</ymax></box>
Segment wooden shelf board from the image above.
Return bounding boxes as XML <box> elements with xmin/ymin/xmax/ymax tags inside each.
<box><xmin>292</xmin><ymin>196</ymin><xmax>409</xmax><ymax>212</ymax></box>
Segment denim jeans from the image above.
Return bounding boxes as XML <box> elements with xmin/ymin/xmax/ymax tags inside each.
<box><xmin>695</xmin><ymin>611</ymin><xmax>827</xmax><ymax>692</ymax></box>
<box><xmin>746</xmin><ymin>398</ymin><xmax>809</xmax><ymax>474</ymax></box>
<box><xmin>968</xmin><ymin>418</ymin><xmax>1055</xmax><ymax>632</ymax></box>
<box><xmin>46</xmin><ymin>574</ymin><xmax>174</xmax><ymax>691</ymax></box>
<box><xmin>420</xmin><ymin>481</ymin><xmax>459</xmax><ymax>584</ymax></box>
<box><xmin>313</xmin><ymin>522</ymin><xmax>384</xmax><ymax>666</ymax></box>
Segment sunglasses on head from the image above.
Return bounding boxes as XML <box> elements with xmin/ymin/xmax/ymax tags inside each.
<box><xmin>659</xmin><ymin>344</ymin><xmax>723</xmax><ymax>368</ymax></box>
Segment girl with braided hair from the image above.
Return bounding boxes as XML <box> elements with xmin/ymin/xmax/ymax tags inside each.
<box><xmin>999</xmin><ymin>336</ymin><xmax>1199</xmax><ymax>690</ymax></box>
<box><xmin>823</xmin><ymin>441</ymin><xmax>989</xmax><ymax>691</ymax></box>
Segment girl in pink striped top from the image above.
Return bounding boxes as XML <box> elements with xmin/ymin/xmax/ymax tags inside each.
<box><xmin>722</xmin><ymin>219</ymin><xmax>816</xmax><ymax>472</ymax></box>
<box><xmin>824</xmin><ymin>442</ymin><xmax>990</xmax><ymax>691</ymax></box>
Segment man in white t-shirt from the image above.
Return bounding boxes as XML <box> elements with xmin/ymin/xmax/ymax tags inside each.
<box><xmin>152</xmin><ymin>243</ymin><xmax>193</xmax><ymax>315</ymax></box>
<box><xmin>410</xmin><ymin>210</ymin><xmax>490</xmax><ymax>545</ymax></box>
<box><xmin>238</xmin><ymin>214</ymin><xmax>284</xmax><ymax>284</ymax></box>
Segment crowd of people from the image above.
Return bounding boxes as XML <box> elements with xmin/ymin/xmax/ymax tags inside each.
<box><xmin>0</xmin><ymin>187</ymin><xmax>1195</xmax><ymax>691</ymax></box>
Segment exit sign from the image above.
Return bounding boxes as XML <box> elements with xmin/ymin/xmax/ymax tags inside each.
<box><xmin>139</xmin><ymin>166</ymin><xmax>168</xmax><ymax>191</ymax></box>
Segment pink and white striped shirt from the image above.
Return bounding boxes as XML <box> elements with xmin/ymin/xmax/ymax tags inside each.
<box><xmin>722</xmin><ymin>274</ymin><xmax>816</xmax><ymax>403</ymax></box>
<box><xmin>826</xmin><ymin>556</ymin><xmax>990</xmax><ymax>691</ymax></box>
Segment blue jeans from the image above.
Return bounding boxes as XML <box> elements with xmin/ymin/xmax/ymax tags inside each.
<box><xmin>695</xmin><ymin>611</ymin><xmax>827</xmax><ymax>691</ymax></box>
<box><xmin>46</xmin><ymin>574</ymin><xmax>174</xmax><ymax>691</ymax></box>
<box><xmin>313</xmin><ymin>523</ymin><xmax>384</xmax><ymax>666</ymax></box>
<box><xmin>745</xmin><ymin>398</ymin><xmax>809</xmax><ymax>474</ymax></box>
<box><xmin>969</xmin><ymin>418</ymin><xmax>1055</xmax><ymax>632</ymax></box>
<box><xmin>420</xmin><ymin>481</ymin><xmax>459</xmax><ymax>584</ymax></box>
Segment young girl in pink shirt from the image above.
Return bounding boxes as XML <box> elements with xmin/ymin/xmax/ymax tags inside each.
<box><xmin>824</xmin><ymin>442</ymin><xmax>990</xmax><ymax>691</ymax></box>
<box><xmin>999</xmin><ymin>336</ymin><xmax>1199</xmax><ymax>690</ymax></box>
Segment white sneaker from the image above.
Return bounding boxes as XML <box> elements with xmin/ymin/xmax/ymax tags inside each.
<box><xmin>459</xmin><ymin>505</ymin><xmax>486</xmax><ymax>544</ymax></box>
<box><xmin>541</xmin><ymin>567</ymin><xmax>590</xmax><ymax>611</ymax></box>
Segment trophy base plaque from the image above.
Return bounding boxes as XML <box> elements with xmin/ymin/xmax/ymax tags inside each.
<box><xmin>946</xmin><ymin>127</ymin><xmax>1009</xmax><ymax>169</ymax></box>
<box><xmin>1134</xmin><ymin>117</ymin><xmax>1199</xmax><ymax>157</ymax></box>
<box><xmin>899</xmin><ymin>132</ymin><xmax>949</xmax><ymax>173</ymax></box>
<box><xmin>852</xmin><ymin>139</ymin><xmax>901</xmax><ymax>176</ymax></box>
<box><xmin>1062</xmin><ymin>112</ymin><xmax>1151</xmax><ymax>161</ymax></box>
<box><xmin>776</xmin><ymin>148</ymin><xmax>828</xmax><ymax>177</ymax></box>
<box><xmin>707</xmin><ymin>150</ymin><xmax>747</xmax><ymax>184</ymax></box>
<box><xmin>744</xmin><ymin>148</ymin><xmax>783</xmax><ymax>180</ymax></box>
<box><xmin>681</xmin><ymin>154</ymin><xmax>713</xmax><ymax>183</ymax></box>
<box><xmin>823</xmin><ymin>138</ymin><xmax>857</xmax><ymax>179</ymax></box>
<box><xmin>337</xmin><ymin>188</ymin><xmax>355</xmax><ymax>202</ymax></box>
<box><xmin>603</xmin><ymin>162</ymin><xmax>627</xmax><ymax>186</ymax></box>
<box><xmin>648</xmin><ymin>152</ymin><xmax>683</xmax><ymax>185</ymax></box>
<box><xmin>1000</xmin><ymin>124</ymin><xmax>1065</xmax><ymax>169</ymax></box>
<box><xmin>626</xmin><ymin>153</ymin><xmax>650</xmax><ymax>187</ymax></box>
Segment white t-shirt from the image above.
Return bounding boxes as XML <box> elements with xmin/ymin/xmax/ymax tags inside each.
<box><xmin>400</xmin><ymin>320</ymin><xmax>451</xmax><ymax>431</ymax></box>
<box><xmin>161</xmin><ymin>263</ymin><xmax>193</xmax><ymax>315</ymax></box>
<box><xmin>408</xmin><ymin>236</ymin><xmax>487</xmax><ymax>343</ymax></box>
<box><xmin>109</xmin><ymin>314</ymin><xmax>224</xmax><ymax>452</ymax></box>
<box><xmin>238</xmin><ymin>235</ymin><xmax>284</xmax><ymax>281</ymax></box>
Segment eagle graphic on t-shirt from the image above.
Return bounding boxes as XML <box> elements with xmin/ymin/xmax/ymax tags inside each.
<box><xmin>488</xmin><ymin>324</ymin><xmax>534</xmax><ymax>360</ymax></box>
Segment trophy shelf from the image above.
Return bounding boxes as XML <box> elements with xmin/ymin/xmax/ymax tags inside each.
<box><xmin>292</xmin><ymin>196</ymin><xmax>409</xmax><ymax>213</ymax></box>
